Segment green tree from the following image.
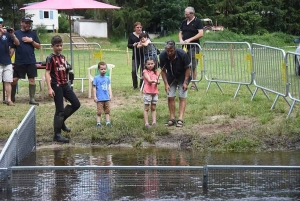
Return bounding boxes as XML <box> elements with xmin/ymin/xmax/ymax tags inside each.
<box><xmin>58</xmin><ymin>13</ymin><xmax>69</xmax><ymax>33</ymax></box>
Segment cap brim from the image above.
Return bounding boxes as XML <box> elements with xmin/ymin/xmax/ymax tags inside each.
<box><xmin>22</xmin><ymin>20</ymin><xmax>33</xmax><ymax>22</ymax></box>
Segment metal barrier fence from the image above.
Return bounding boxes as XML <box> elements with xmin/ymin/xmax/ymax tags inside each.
<box><xmin>203</xmin><ymin>42</ymin><xmax>253</xmax><ymax>98</ymax></box>
<box><xmin>285</xmin><ymin>51</ymin><xmax>300</xmax><ymax>117</ymax></box>
<box><xmin>0</xmin><ymin>165</ymin><xmax>298</xmax><ymax>200</ymax></box>
<box><xmin>0</xmin><ymin>106</ymin><xmax>36</xmax><ymax>168</ymax></box>
<box><xmin>251</xmin><ymin>43</ymin><xmax>290</xmax><ymax>110</ymax></box>
<box><xmin>132</xmin><ymin>42</ymin><xmax>203</xmax><ymax>90</ymax></box>
<box><xmin>36</xmin><ymin>42</ymin><xmax>102</xmax><ymax>92</ymax></box>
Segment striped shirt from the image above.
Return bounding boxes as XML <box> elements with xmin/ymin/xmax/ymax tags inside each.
<box><xmin>46</xmin><ymin>53</ymin><xmax>68</xmax><ymax>85</ymax></box>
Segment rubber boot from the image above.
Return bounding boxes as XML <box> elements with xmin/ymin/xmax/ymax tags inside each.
<box><xmin>29</xmin><ymin>84</ymin><xmax>39</xmax><ymax>105</ymax></box>
<box><xmin>11</xmin><ymin>84</ymin><xmax>16</xmax><ymax>103</ymax></box>
<box><xmin>132</xmin><ymin>72</ymin><xmax>138</xmax><ymax>89</ymax></box>
<box><xmin>53</xmin><ymin>115</ymin><xmax>70</xmax><ymax>143</ymax></box>
<box><xmin>62</xmin><ymin>105</ymin><xmax>75</xmax><ymax>132</ymax></box>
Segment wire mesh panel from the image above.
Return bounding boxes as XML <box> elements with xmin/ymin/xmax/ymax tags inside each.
<box><xmin>206</xmin><ymin>165</ymin><xmax>300</xmax><ymax>199</ymax></box>
<box><xmin>0</xmin><ymin>129</ymin><xmax>18</xmax><ymax>168</ymax></box>
<box><xmin>251</xmin><ymin>43</ymin><xmax>287</xmax><ymax>96</ymax></box>
<box><xmin>8</xmin><ymin>166</ymin><xmax>203</xmax><ymax>200</ymax></box>
<box><xmin>203</xmin><ymin>42</ymin><xmax>253</xmax><ymax>97</ymax></box>
<box><xmin>16</xmin><ymin>106</ymin><xmax>36</xmax><ymax>164</ymax></box>
<box><xmin>285</xmin><ymin>51</ymin><xmax>300</xmax><ymax>117</ymax></box>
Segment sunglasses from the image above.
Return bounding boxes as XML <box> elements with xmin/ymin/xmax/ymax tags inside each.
<box><xmin>24</xmin><ymin>22</ymin><xmax>31</xmax><ymax>24</ymax></box>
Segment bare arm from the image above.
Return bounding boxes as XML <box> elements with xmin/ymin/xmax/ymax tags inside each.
<box><xmin>183</xmin><ymin>66</ymin><xmax>191</xmax><ymax>91</ymax></box>
<box><xmin>184</xmin><ymin>29</ymin><xmax>203</xmax><ymax>43</ymax></box>
<box><xmin>179</xmin><ymin>30</ymin><xmax>184</xmax><ymax>43</ymax></box>
<box><xmin>45</xmin><ymin>70</ymin><xmax>54</xmax><ymax>98</ymax></box>
<box><xmin>143</xmin><ymin>71</ymin><xmax>158</xmax><ymax>84</ymax></box>
<box><xmin>10</xmin><ymin>29</ymin><xmax>20</xmax><ymax>46</ymax></box>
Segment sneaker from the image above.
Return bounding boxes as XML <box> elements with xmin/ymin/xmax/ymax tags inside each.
<box><xmin>97</xmin><ymin>123</ymin><xmax>101</xmax><ymax>128</ymax></box>
<box><xmin>7</xmin><ymin>101</ymin><xmax>15</xmax><ymax>106</ymax></box>
<box><xmin>106</xmin><ymin>122</ymin><xmax>112</xmax><ymax>127</ymax></box>
<box><xmin>145</xmin><ymin>124</ymin><xmax>152</xmax><ymax>128</ymax></box>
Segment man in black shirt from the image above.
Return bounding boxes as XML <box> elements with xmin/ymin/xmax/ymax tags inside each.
<box><xmin>179</xmin><ymin>7</ymin><xmax>203</xmax><ymax>90</ymax></box>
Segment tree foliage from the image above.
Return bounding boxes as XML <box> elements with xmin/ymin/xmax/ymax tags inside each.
<box><xmin>1</xmin><ymin>0</ymin><xmax>300</xmax><ymax>36</ymax></box>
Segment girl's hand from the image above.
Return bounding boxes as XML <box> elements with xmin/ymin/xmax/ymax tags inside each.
<box><xmin>94</xmin><ymin>98</ymin><xmax>98</xmax><ymax>103</ymax></box>
<box><xmin>48</xmin><ymin>89</ymin><xmax>54</xmax><ymax>98</ymax></box>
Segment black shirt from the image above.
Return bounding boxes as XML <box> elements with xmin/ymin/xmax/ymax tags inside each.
<box><xmin>159</xmin><ymin>48</ymin><xmax>191</xmax><ymax>85</ymax></box>
<box><xmin>179</xmin><ymin>17</ymin><xmax>203</xmax><ymax>44</ymax></box>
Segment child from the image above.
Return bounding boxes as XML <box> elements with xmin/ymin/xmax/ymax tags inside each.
<box><xmin>45</xmin><ymin>35</ymin><xmax>81</xmax><ymax>143</ymax></box>
<box><xmin>93</xmin><ymin>61</ymin><xmax>113</xmax><ymax>128</ymax></box>
<box><xmin>142</xmin><ymin>57</ymin><xmax>160</xmax><ymax>128</ymax></box>
<box><xmin>137</xmin><ymin>32</ymin><xmax>158</xmax><ymax>60</ymax></box>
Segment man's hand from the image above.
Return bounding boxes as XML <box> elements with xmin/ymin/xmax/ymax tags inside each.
<box><xmin>183</xmin><ymin>82</ymin><xmax>188</xmax><ymax>91</ymax></box>
<box><xmin>22</xmin><ymin>36</ymin><xmax>33</xmax><ymax>43</ymax></box>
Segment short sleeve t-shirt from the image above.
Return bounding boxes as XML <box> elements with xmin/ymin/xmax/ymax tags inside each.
<box><xmin>179</xmin><ymin>17</ymin><xmax>203</xmax><ymax>44</ymax></box>
<box><xmin>93</xmin><ymin>75</ymin><xmax>111</xmax><ymax>101</ymax></box>
<box><xmin>0</xmin><ymin>33</ymin><xmax>13</xmax><ymax>65</ymax></box>
<box><xmin>143</xmin><ymin>69</ymin><xmax>159</xmax><ymax>94</ymax></box>
<box><xmin>13</xmin><ymin>30</ymin><xmax>40</xmax><ymax>64</ymax></box>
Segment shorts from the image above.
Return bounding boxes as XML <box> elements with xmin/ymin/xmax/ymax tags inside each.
<box><xmin>13</xmin><ymin>64</ymin><xmax>37</xmax><ymax>79</ymax></box>
<box><xmin>97</xmin><ymin>101</ymin><xmax>110</xmax><ymax>115</ymax></box>
<box><xmin>143</xmin><ymin>93</ymin><xmax>158</xmax><ymax>105</ymax></box>
<box><xmin>167</xmin><ymin>80</ymin><xmax>188</xmax><ymax>98</ymax></box>
<box><xmin>187</xmin><ymin>46</ymin><xmax>200</xmax><ymax>69</ymax></box>
<box><xmin>0</xmin><ymin>64</ymin><xmax>13</xmax><ymax>82</ymax></box>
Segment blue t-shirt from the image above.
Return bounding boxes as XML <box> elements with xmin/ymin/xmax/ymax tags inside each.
<box><xmin>0</xmin><ymin>33</ymin><xmax>13</xmax><ymax>65</ymax></box>
<box><xmin>93</xmin><ymin>75</ymin><xmax>111</xmax><ymax>101</ymax></box>
<box><xmin>13</xmin><ymin>30</ymin><xmax>40</xmax><ymax>64</ymax></box>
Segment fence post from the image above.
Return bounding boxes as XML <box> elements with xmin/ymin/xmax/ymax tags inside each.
<box><xmin>7</xmin><ymin>167</ymin><xmax>12</xmax><ymax>195</ymax></box>
<box><xmin>203</xmin><ymin>165</ymin><xmax>208</xmax><ymax>190</ymax></box>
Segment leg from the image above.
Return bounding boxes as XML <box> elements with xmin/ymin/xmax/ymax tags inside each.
<box><xmin>4</xmin><ymin>82</ymin><xmax>14</xmax><ymax>106</ymax></box>
<box><xmin>165</xmin><ymin>81</ymin><xmax>177</xmax><ymax>126</ymax></box>
<box><xmin>168</xmin><ymin>97</ymin><xmax>176</xmax><ymax>120</ymax></box>
<box><xmin>96</xmin><ymin>102</ymin><xmax>102</xmax><ymax>127</ymax></box>
<box><xmin>63</xmin><ymin>85</ymin><xmax>81</xmax><ymax>130</ymax></box>
<box><xmin>178</xmin><ymin>97</ymin><xmax>186</xmax><ymax>121</ymax></box>
<box><xmin>53</xmin><ymin>85</ymin><xmax>69</xmax><ymax>143</ymax></box>
<box><xmin>151</xmin><ymin>104</ymin><xmax>157</xmax><ymax>125</ymax></box>
<box><xmin>11</xmin><ymin>77</ymin><xmax>18</xmax><ymax>103</ymax></box>
<box><xmin>144</xmin><ymin>104</ymin><xmax>150</xmax><ymax>126</ymax></box>
<box><xmin>104</xmin><ymin>101</ymin><xmax>111</xmax><ymax>127</ymax></box>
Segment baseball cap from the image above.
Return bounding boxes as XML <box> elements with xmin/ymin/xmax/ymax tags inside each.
<box><xmin>0</xmin><ymin>17</ymin><xmax>3</xmax><ymax>22</ymax></box>
<box><xmin>21</xmin><ymin>16</ymin><xmax>33</xmax><ymax>22</ymax></box>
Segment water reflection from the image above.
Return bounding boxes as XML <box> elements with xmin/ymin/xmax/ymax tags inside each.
<box><xmin>14</xmin><ymin>148</ymin><xmax>300</xmax><ymax>200</ymax></box>
<box><xmin>34</xmin><ymin>148</ymin><xmax>300</xmax><ymax>166</ymax></box>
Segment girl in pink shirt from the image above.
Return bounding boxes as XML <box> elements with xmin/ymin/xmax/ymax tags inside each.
<box><xmin>142</xmin><ymin>57</ymin><xmax>160</xmax><ymax>128</ymax></box>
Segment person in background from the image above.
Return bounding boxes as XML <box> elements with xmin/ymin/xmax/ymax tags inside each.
<box><xmin>11</xmin><ymin>16</ymin><xmax>41</xmax><ymax>105</ymax></box>
<box><xmin>137</xmin><ymin>32</ymin><xmax>158</xmax><ymax>61</ymax></box>
<box><xmin>93</xmin><ymin>61</ymin><xmax>113</xmax><ymax>128</ymax></box>
<box><xmin>127</xmin><ymin>22</ymin><xmax>148</xmax><ymax>90</ymax></box>
<box><xmin>45</xmin><ymin>35</ymin><xmax>81</xmax><ymax>143</ymax></box>
<box><xmin>0</xmin><ymin>17</ymin><xmax>19</xmax><ymax>106</ymax></box>
<box><xmin>142</xmin><ymin>57</ymin><xmax>160</xmax><ymax>128</ymax></box>
<box><xmin>159</xmin><ymin>40</ymin><xmax>191</xmax><ymax>127</ymax></box>
<box><xmin>179</xmin><ymin>6</ymin><xmax>203</xmax><ymax>90</ymax></box>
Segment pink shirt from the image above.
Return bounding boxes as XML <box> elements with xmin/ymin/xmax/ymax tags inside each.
<box><xmin>143</xmin><ymin>69</ymin><xmax>159</xmax><ymax>94</ymax></box>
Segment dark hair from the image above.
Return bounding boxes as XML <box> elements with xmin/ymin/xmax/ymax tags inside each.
<box><xmin>51</xmin><ymin>35</ymin><xmax>62</xmax><ymax>45</ymax></box>
<box><xmin>164</xmin><ymin>40</ymin><xmax>176</xmax><ymax>49</ymax></box>
<box><xmin>144</xmin><ymin>57</ymin><xmax>157</xmax><ymax>72</ymax></box>
<box><xmin>139</xmin><ymin>32</ymin><xmax>148</xmax><ymax>39</ymax></box>
<box><xmin>98</xmin><ymin>61</ymin><xmax>107</xmax><ymax>69</ymax></box>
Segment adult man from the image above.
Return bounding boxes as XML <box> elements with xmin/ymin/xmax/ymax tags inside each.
<box><xmin>11</xmin><ymin>16</ymin><xmax>41</xmax><ymax>105</ymax></box>
<box><xmin>179</xmin><ymin>6</ymin><xmax>203</xmax><ymax>90</ymax></box>
<box><xmin>0</xmin><ymin>17</ymin><xmax>20</xmax><ymax>106</ymax></box>
<box><xmin>159</xmin><ymin>40</ymin><xmax>191</xmax><ymax>127</ymax></box>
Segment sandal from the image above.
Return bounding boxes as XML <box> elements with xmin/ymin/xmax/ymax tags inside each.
<box><xmin>176</xmin><ymin>119</ymin><xmax>184</xmax><ymax>127</ymax></box>
<box><xmin>190</xmin><ymin>85</ymin><xmax>196</xmax><ymax>90</ymax></box>
<box><xmin>165</xmin><ymin>119</ymin><xmax>176</xmax><ymax>126</ymax></box>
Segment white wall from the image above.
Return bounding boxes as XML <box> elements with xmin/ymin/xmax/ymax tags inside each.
<box><xmin>25</xmin><ymin>9</ymin><xmax>58</xmax><ymax>31</ymax></box>
<box><xmin>74</xmin><ymin>20</ymin><xmax>107</xmax><ymax>38</ymax></box>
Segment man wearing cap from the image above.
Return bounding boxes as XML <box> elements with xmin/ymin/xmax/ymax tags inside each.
<box><xmin>11</xmin><ymin>16</ymin><xmax>41</xmax><ymax>105</ymax></box>
<box><xmin>0</xmin><ymin>17</ymin><xmax>20</xmax><ymax>106</ymax></box>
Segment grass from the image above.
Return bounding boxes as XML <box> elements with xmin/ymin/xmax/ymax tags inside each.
<box><xmin>1</xmin><ymin>31</ymin><xmax>300</xmax><ymax>152</ymax></box>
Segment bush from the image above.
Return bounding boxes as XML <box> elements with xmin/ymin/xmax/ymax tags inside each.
<box><xmin>35</xmin><ymin>24</ymin><xmax>47</xmax><ymax>35</ymax></box>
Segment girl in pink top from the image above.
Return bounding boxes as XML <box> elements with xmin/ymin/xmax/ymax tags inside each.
<box><xmin>142</xmin><ymin>57</ymin><xmax>160</xmax><ymax>128</ymax></box>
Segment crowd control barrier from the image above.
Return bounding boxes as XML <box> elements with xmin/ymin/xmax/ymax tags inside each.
<box><xmin>202</xmin><ymin>42</ymin><xmax>253</xmax><ymax>98</ymax></box>
<box><xmin>251</xmin><ymin>43</ymin><xmax>290</xmax><ymax>110</ymax></box>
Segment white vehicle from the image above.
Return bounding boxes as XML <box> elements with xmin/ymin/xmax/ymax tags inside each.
<box><xmin>201</xmin><ymin>18</ymin><xmax>224</xmax><ymax>32</ymax></box>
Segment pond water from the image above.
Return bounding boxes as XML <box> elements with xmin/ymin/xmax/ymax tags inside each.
<box><xmin>15</xmin><ymin>148</ymin><xmax>300</xmax><ymax>200</ymax></box>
